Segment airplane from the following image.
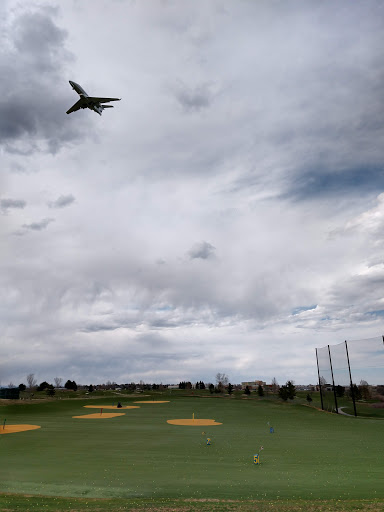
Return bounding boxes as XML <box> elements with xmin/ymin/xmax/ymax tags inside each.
<box><xmin>66</xmin><ymin>80</ymin><xmax>121</xmax><ymax>115</ymax></box>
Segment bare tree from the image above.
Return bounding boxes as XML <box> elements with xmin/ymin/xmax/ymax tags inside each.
<box><xmin>271</xmin><ymin>377</ymin><xmax>279</xmax><ymax>393</ymax></box>
<box><xmin>215</xmin><ymin>373</ymin><xmax>229</xmax><ymax>386</ymax></box>
<box><xmin>215</xmin><ymin>373</ymin><xmax>229</xmax><ymax>393</ymax></box>
<box><xmin>26</xmin><ymin>373</ymin><xmax>37</xmax><ymax>389</ymax></box>
<box><xmin>54</xmin><ymin>377</ymin><xmax>63</xmax><ymax>388</ymax></box>
<box><xmin>359</xmin><ymin>379</ymin><xmax>371</xmax><ymax>400</ymax></box>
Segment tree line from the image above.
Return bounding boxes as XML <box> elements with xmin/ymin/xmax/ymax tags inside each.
<box><xmin>12</xmin><ymin>373</ymin><xmax>303</xmax><ymax>402</ymax></box>
<box><xmin>16</xmin><ymin>374</ymin><xmax>78</xmax><ymax>396</ymax></box>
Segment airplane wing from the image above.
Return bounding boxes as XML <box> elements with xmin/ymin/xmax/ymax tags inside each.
<box><xmin>66</xmin><ymin>98</ymin><xmax>86</xmax><ymax>114</ymax></box>
<box><xmin>88</xmin><ymin>97</ymin><xmax>121</xmax><ymax>103</ymax></box>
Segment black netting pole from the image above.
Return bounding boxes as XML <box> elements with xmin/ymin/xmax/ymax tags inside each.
<box><xmin>315</xmin><ymin>348</ymin><xmax>324</xmax><ymax>410</ymax></box>
<box><xmin>328</xmin><ymin>344</ymin><xmax>339</xmax><ymax>413</ymax></box>
<box><xmin>345</xmin><ymin>340</ymin><xmax>357</xmax><ymax>417</ymax></box>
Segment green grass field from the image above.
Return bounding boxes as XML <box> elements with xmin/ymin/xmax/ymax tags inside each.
<box><xmin>0</xmin><ymin>393</ymin><xmax>383</xmax><ymax>511</ymax></box>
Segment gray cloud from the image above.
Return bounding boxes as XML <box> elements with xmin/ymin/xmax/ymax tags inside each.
<box><xmin>0</xmin><ymin>198</ymin><xmax>26</xmax><ymax>212</ymax></box>
<box><xmin>1</xmin><ymin>1</ymin><xmax>384</xmax><ymax>387</ymax></box>
<box><xmin>188</xmin><ymin>241</ymin><xmax>216</xmax><ymax>260</ymax></box>
<box><xmin>0</xmin><ymin>5</ymin><xmax>88</xmax><ymax>155</ymax></box>
<box><xmin>48</xmin><ymin>194</ymin><xmax>75</xmax><ymax>209</ymax></box>
<box><xmin>22</xmin><ymin>218</ymin><xmax>55</xmax><ymax>231</ymax></box>
<box><xmin>173</xmin><ymin>81</ymin><xmax>216</xmax><ymax>111</ymax></box>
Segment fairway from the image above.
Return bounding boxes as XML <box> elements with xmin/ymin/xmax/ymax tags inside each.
<box><xmin>1</xmin><ymin>396</ymin><xmax>383</xmax><ymax>503</ymax></box>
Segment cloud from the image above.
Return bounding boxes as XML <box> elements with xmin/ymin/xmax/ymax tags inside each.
<box><xmin>48</xmin><ymin>194</ymin><xmax>75</xmax><ymax>209</ymax></box>
<box><xmin>21</xmin><ymin>218</ymin><xmax>55</xmax><ymax>232</ymax></box>
<box><xmin>188</xmin><ymin>241</ymin><xmax>216</xmax><ymax>260</ymax></box>
<box><xmin>0</xmin><ymin>5</ymin><xmax>88</xmax><ymax>155</ymax></box>
<box><xmin>1</xmin><ymin>1</ymin><xmax>384</xmax><ymax>387</ymax></box>
<box><xmin>342</xmin><ymin>193</ymin><xmax>384</xmax><ymax>235</ymax></box>
<box><xmin>172</xmin><ymin>81</ymin><xmax>217</xmax><ymax>112</ymax></box>
<box><xmin>0</xmin><ymin>198</ymin><xmax>26</xmax><ymax>212</ymax></box>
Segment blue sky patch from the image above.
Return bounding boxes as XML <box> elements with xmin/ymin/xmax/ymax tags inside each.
<box><xmin>292</xmin><ymin>305</ymin><xmax>317</xmax><ymax>316</ymax></box>
<box><xmin>285</xmin><ymin>166</ymin><xmax>384</xmax><ymax>202</ymax></box>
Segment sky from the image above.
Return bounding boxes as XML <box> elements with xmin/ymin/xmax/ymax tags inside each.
<box><xmin>1</xmin><ymin>0</ymin><xmax>384</xmax><ymax>387</ymax></box>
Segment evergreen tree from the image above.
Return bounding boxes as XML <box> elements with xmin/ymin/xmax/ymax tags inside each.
<box><xmin>257</xmin><ymin>384</ymin><xmax>264</xmax><ymax>397</ymax></box>
<box><xmin>278</xmin><ymin>385</ymin><xmax>289</xmax><ymax>401</ymax></box>
<box><xmin>244</xmin><ymin>385</ymin><xmax>251</xmax><ymax>395</ymax></box>
<box><xmin>286</xmin><ymin>381</ymin><xmax>296</xmax><ymax>400</ymax></box>
<box><xmin>64</xmin><ymin>380</ymin><xmax>78</xmax><ymax>391</ymax></box>
<box><xmin>349</xmin><ymin>383</ymin><xmax>362</xmax><ymax>401</ymax></box>
<box><xmin>228</xmin><ymin>383</ymin><xmax>233</xmax><ymax>395</ymax></box>
<box><xmin>208</xmin><ymin>383</ymin><xmax>214</xmax><ymax>394</ymax></box>
<box><xmin>37</xmin><ymin>381</ymin><xmax>51</xmax><ymax>392</ymax></box>
<box><xmin>306</xmin><ymin>393</ymin><xmax>313</xmax><ymax>405</ymax></box>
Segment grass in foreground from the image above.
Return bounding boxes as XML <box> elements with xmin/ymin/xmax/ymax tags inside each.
<box><xmin>1</xmin><ymin>495</ymin><xmax>384</xmax><ymax>512</ymax></box>
<box><xmin>1</xmin><ymin>394</ymin><xmax>383</xmax><ymax>504</ymax></box>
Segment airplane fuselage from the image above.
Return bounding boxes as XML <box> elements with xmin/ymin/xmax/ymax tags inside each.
<box><xmin>66</xmin><ymin>81</ymin><xmax>120</xmax><ymax>116</ymax></box>
<box><xmin>69</xmin><ymin>80</ymin><xmax>87</xmax><ymax>96</ymax></box>
<box><xmin>69</xmin><ymin>80</ymin><xmax>103</xmax><ymax>115</ymax></box>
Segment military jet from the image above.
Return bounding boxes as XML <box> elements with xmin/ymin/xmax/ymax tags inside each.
<box><xmin>66</xmin><ymin>80</ymin><xmax>121</xmax><ymax>115</ymax></box>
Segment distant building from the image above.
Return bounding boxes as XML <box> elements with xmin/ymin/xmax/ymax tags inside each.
<box><xmin>241</xmin><ymin>380</ymin><xmax>266</xmax><ymax>390</ymax></box>
<box><xmin>296</xmin><ymin>384</ymin><xmax>317</xmax><ymax>391</ymax></box>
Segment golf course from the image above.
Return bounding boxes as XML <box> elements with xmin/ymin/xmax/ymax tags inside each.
<box><xmin>0</xmin><ymin>392</ymin><xmax>383</xmax><ymax>511</ymax></box>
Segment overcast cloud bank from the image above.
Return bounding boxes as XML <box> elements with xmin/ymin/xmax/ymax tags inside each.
<box><xmin>1</xmin><ymin>0</ymin><xmax>383</xmax><ymax>387</ymax></box>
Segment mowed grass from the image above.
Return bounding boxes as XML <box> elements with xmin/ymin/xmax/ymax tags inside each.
<box><xmin>0</xmin><ymin>395</ymin><xmax>383</xmax><ymax>510</ymax></box>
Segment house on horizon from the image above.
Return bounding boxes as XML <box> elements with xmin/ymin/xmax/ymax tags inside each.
<box><xmin>241</xmin><ymin>380</ymin><xmax>266</xmax><ymax>391</ymax></box>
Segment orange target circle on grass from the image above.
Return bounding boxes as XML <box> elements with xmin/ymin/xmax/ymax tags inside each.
<box><xmin>0</xmin><ymin>425</ymin><xmax>41</xmax><ymax>434</ymax></box>
<box><xmin>83</xmin><ymin>405</ymin><xmax>139</xmax><ymax>410</ymax></box>
<box><xmin>73</xmin><ymin>413</ymin><xmax>125</xmax><ymax>419</ymax></box>
<box><xmin>167</xmin><ymin>419</ymin><xmax>222</xmax><ymax>426</ymax></box>
<box><xmin>134</xmin><ymin>401</ymin><xmax>170</xmax><ymax>404</ymax></box>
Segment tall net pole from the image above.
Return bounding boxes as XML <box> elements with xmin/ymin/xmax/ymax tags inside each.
<box><xmin>345</xmin><ymin>340</ymin><xmax>357</xmax><ymax>417</ymax></box>
<box><xmin>328</xmin><ymin>344</ymin><xmax>339</xmax><ymax>413</ymax></box>
<box><xmin>316</xmin><ymin>348</ymin><xmax>324</xmax><ymax>411</ymax></box>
